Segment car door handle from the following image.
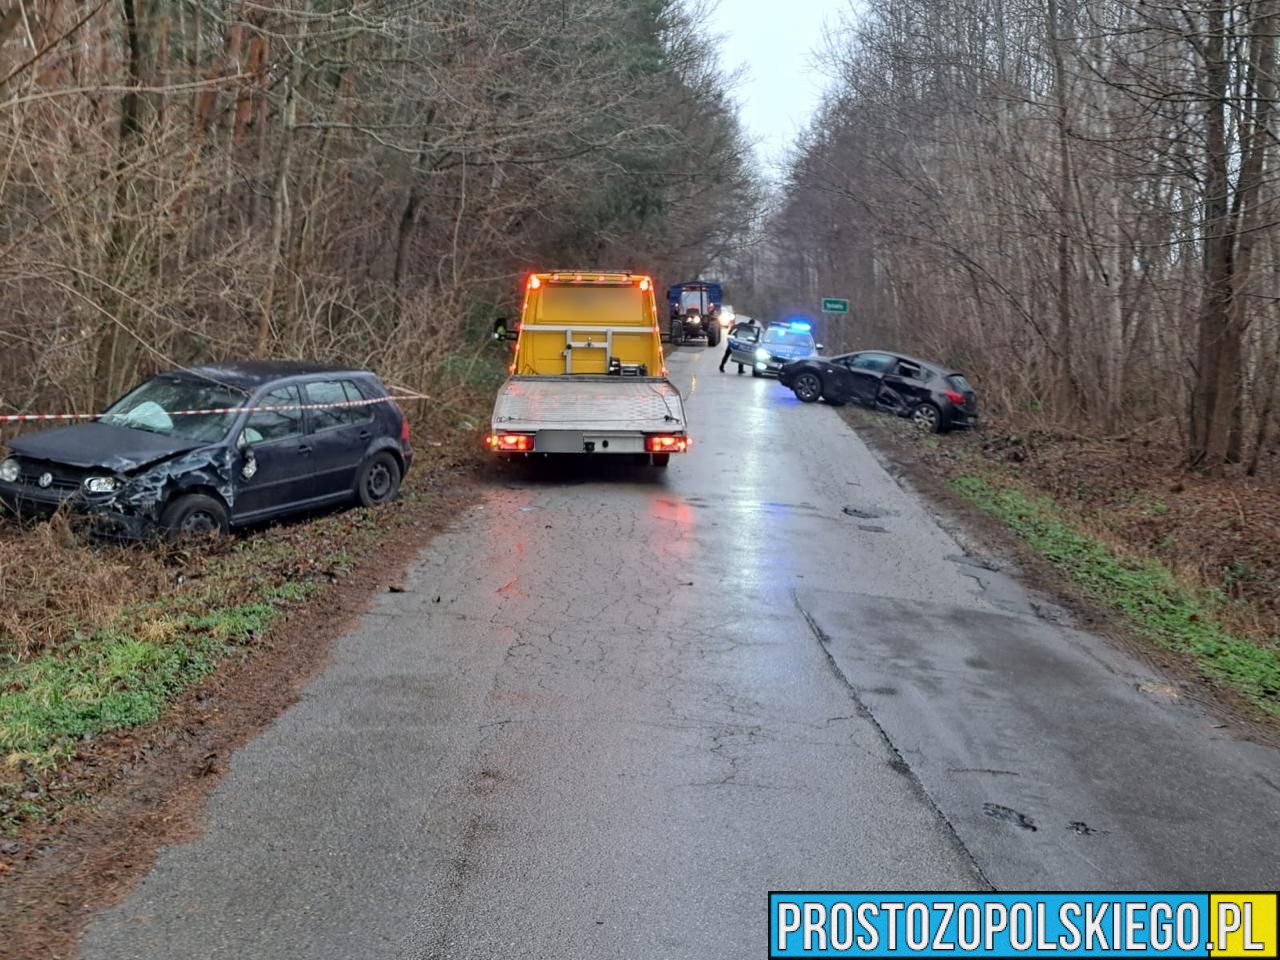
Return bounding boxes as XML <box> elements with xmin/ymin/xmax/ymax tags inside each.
<box><xmin>297</xmin><ymin>443</ymin><xmax>312</xmax><ymax>454</ymax></box>
<box><xmin>358</xmin><ymin>430</ymin><xmax>372</xmax><ymax>440</ymax></box>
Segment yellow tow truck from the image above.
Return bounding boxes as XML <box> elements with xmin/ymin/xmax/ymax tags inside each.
<box><xmin>486</xmin><ymin>271</ymin><xmax>689</xmax><ymax>466</ymax></box>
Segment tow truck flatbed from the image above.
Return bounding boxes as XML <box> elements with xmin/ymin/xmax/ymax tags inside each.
<box><xmin>493</xmin><ymin>376</ymin><xmax>685</xmax><ymax>434</ymax></box>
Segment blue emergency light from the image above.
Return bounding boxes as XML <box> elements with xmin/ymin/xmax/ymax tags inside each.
<box><xmin>788</xmin><ymin>320</ymin><xmax>812</xmax><ymax>332</ymax></box>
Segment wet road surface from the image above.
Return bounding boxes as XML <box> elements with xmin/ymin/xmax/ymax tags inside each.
<box><xmin>82</xmin><ymin>348</ymin><xmax>1280</xmax><ymax>959</ymax></box>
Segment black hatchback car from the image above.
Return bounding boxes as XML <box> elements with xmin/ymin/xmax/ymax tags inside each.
<box><xmin>779</xmin><ymin>350</ymin><xmax>978</xmax><ymax>432</ymax></box>
<box><xmin>0</xmin><ymin>362</ymin><xmax>412</xmax><ymax>537</ymax></box>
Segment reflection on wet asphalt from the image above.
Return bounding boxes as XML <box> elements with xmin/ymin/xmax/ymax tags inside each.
<box><xmin>82</xmin><ymin>347</ymin><xmax>1280</xmax><ymax>960</ymax></box>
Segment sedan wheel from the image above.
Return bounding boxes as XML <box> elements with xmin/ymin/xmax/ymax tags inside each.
<box><xmin>160</xmin><ymin>493</ymin><xmax>230</xmax><ymax>541</ymax></box>
<box><xmin>911</xmin><ymin>402</ymin><xmax>943</xmax><ymax>433</ymax></box>
<box><xmin>182</xmin><ymin>510</ymin><xmax>219</xmax><ymax>535</ymax></box>
<box><xmin>357</xmin><ymin>452</ymin><xmax>402</xmax><ymax>507</ymax></box>
<box><xmin>793</xmin><ymin>372</ymin><xmax>822</xmax><ymax>403</ymax></box>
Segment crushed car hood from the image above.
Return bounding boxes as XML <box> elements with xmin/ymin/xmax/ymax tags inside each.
<box><xmin>5</xmin><ymin>422</ymin><xmax>205</xmax><ymax>472</ymax></box>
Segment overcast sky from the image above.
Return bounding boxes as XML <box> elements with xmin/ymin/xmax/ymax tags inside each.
<box><xmin>704</xmin><ymin>0</ymin><xmax>851</xmax><ymax>175</ymax></box>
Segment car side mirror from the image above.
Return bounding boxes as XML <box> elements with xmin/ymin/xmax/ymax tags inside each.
<box><xmin>816</xmin><ymin>343</ymin><xmax>826</xmax><ymax>353</ymax></box>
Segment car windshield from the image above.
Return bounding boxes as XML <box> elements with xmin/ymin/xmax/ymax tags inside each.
<box><xmin>762</xmin><ymin>328</ymin><xmax>815</xmax><ymax>349</ymax></box>
<box><xmin>100</xmin><ymin>375</ymin><xmax>248</xmax><ymax>442</ymax></box>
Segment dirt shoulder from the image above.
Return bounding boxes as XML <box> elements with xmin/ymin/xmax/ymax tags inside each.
<box><xmin>841</xmin><ymin>406</ymin><xmax>1280</xmax><ymax>744</ymax></box>
<box><xmin>0</xmin><ymin>439</ymin><xmax>485</xmax><ymax>960</ymax></box>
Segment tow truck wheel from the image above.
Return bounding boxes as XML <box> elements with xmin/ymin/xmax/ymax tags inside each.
<box><xmin>706</xmin><ymin>325</ymin><xmax>721</xmax><ymax>348</ymax></box>
<box><xmin>161</xmin><ymin>493</ymin><xmax>229</xmax><ymax>540</ymax></box>
<box><xmin>651</xmin><ymin>453</ymin><xmax>670</xmax><ymax>468</ymax></box>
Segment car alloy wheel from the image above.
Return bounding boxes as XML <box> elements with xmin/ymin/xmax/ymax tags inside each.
<box><xmin>911</xmin><ymin>403</ymin><xmax>941</xmax><ymax>432</ymax></box>
<box><xmin>794</xmin><ymin>373</ymin><xmax>822</xmax><ymax>403</ymax></box>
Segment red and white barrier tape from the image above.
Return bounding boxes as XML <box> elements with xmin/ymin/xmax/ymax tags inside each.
<box><xmin>0</xmin><ymin>390</ymin><xmax>432</xmax><ymax>424</ymax></box>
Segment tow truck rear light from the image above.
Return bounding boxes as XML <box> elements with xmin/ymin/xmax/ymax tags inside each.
<box><xmin>639</xmin><ymin>277</ymin><xmax>651</xmax><ymax>291</ymax></box>
<box><xmin>486</xmin><ymin>433</ymin><xmax>534</xmax><ymax>453</ymax></box>
<box><xmin>527</xmin><ymin>275</ymin><xmax>542</xmax><ymax>289</ymax></box>
<box><xmin>645</xmin><ymin>434</ymin><xmax>688</xmax><ymax>454</ymax></box>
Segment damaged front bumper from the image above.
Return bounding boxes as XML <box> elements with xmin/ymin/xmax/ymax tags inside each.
<box><xmin>0</xmin><ymin>479</ymin><xmax>162</xmax><ymax>538</ymax></box>
<box><xmin>0</xmin><ymin>479</ymin><xmax>70</xmax><ymax>516</ymax></box>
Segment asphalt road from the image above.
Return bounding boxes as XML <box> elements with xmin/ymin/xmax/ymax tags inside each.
<box><xmin>82</xmin><ymin>347</ymin><xmax>1280</xmax><ymax>959</ymax></box>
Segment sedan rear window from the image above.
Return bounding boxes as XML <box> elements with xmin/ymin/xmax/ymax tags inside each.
<box><xmin>100</xmin><ymin>376</ymin><xmax>247</xmax><ymax>442</ymax></box>
<box><xmin>308</xmin><ymin>380</ymin><xmax>372</xmax><ymax>430</ymax></box>
<box><xmin>849</xmin><ymin>353</ymin><xmax>896</xmax><ymax>373</ymax></box>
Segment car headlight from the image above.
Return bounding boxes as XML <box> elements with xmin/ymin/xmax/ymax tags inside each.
<box><xmin>83</xmin><ymin>476</ymin><xmax>120</xmax><ymax>494</ymax></box>
<box><xmin>755</xmin><ymin>348</ymin><xmax>770</xmax><ymax>361</ymax></box>
<box><xmin>0</xmin><ymin>458</ymin><xmax>18</xmax><ymax>483</ymax></box>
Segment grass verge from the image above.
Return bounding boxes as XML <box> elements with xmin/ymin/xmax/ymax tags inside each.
<box><xmin>0</xmin><ymin>488</ymin><xmax>419</xmax><ymax>833</ymax></box>
<box><xmin>952</xmin><ymin>472</ymin><xmax>1280</xmax><ymax>713</ymax></box>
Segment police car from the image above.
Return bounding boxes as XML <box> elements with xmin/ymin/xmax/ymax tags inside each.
<box><xmin>749</xmin><ymin>321</ymin><xmax>822</xmax><ymax>378</ymax></box>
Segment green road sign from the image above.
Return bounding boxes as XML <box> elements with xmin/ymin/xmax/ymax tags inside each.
<box><xmin>821</xmin><ymin>298</ymin><xmax>850</xmax><ymax>314</ymax></box>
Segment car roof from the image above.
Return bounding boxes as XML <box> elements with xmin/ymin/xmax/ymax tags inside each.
<box><xmin>847</xmin><ymin>350</ymin><xmax>959</xmax><ymax>376</ymax></box>
<box><xmin>167</xmin><ymin>361</ymin><xmax>372</xmax><ymax>390</ymax></box>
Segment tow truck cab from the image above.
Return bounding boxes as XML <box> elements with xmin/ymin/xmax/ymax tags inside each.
<box><xmin>486</xmin><ymin>271</ymin><xmax>689</xmax><ymax>466</ymax></box>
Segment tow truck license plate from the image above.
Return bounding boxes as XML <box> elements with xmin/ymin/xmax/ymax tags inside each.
<box><xmin>535</xmin><ymin>430</ymin><xmax>586</xmax><ymax>453</ymax></box>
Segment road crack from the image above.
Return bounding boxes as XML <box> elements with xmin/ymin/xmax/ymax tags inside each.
<box><xmin>793</xmin><ymin>589</ymin><xmax>994</xmax><ymax>890</ymax></box>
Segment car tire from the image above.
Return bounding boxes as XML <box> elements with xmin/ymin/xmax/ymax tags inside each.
<box><xmin>910</xmin><ymin>402</ymin><xmax>944</xmax><ymax>433</ymax></box>
<box><xmin>793</xmin><ymin>372</ymin><xmax>822</xmax><ymax>403</ymax></box>
<box><xmin>651</xmin><ymin>453</ymin><xmax>670</xmax><ymax>468</ymax></box>
<box><xmin>356</xmin><ymin>451</ymin><xmax>402</xmax><ymax>507</ymax></box>
<box><xmin>160</xmin><ymin>493</ymin><xmax>229</xmax><ymax>540</ymax></box>
<box><xmin>751</xmin><ymin>368</ymin><xmax>763</xmax><ymax>378</ymax></box>
<box><xmin>706</xmin><ymin>326</ymin><xmax>721</xmax><ymax>347</ymax></box>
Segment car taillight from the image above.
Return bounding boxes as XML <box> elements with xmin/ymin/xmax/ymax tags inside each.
<box><xmin>945</xmin><ymin>389</ymin><xmax>967</xmax><ymax>405</ymax></box>
<box><xmin>645</xmin><ymin>434</ymin><xmax>688</xmax><ymax>453</ymax></box>
<box><xmin>400</xmin><ymin>416</ymin><xmax>410</xmax><ymax>442</ymax></box>
<box><xmin>485</xmin><ymin>433</ymin><xmax>534</xmax><ymax>453</ymax></box>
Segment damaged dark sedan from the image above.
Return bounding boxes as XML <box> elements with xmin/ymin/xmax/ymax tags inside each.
<box><xmin>778</xmin><ymin>350</ymin><xmax>979</xmax><ymax>432</ymax></box>
<box><xmin>0</xmin><ymin>362</ymin><xmax>412</xmax><ymax>538</ymax></box>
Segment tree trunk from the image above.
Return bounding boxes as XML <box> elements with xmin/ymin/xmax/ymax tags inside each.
<box><xmin>91</xmin><ymin>0</ymin><xmax>144</xmax><ymax>409</ymax></box>
<box><xmin>1047</xmin><ymin>0</ymin><xmax>1077</xmax><ymax>417</ymax></box>
<box><xmin>1190</xmin><ymin>2</ymin><xmax>1234</xmax><ymax>469</ymax></box>
<box><xmin>256</xmin><ymin>49</ymin><xmax>301</xmax><ymax>357</ymax></box>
